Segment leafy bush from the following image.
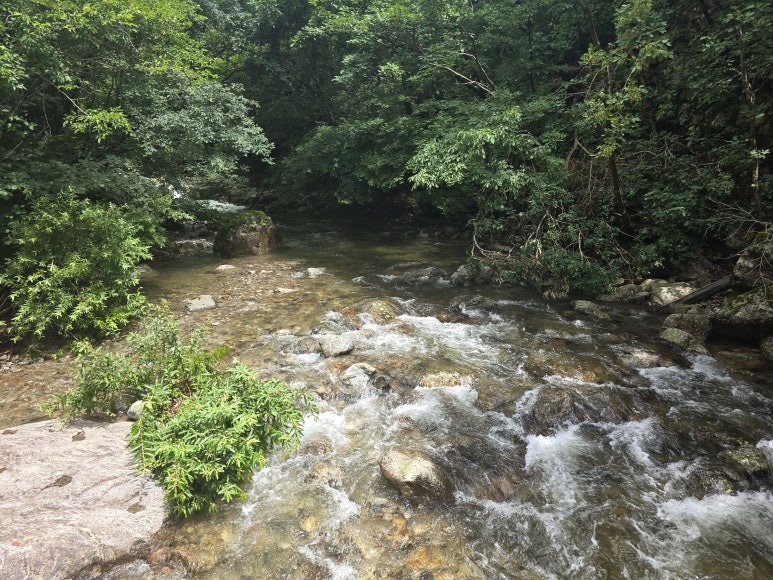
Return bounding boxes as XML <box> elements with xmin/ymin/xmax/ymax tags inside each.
<box><xmin>0</xmin><ymin>191</ymin><xmax>151</xmax><ymax>342</ymax></box>
<box><xmin>49</xmin><ymin>305</ymin><xmax>314</xmax><ymax>516</ymax></box>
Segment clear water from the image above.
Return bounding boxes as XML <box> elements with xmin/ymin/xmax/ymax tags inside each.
<box><xmin>2</xmin><ymin>217</ymin><xmax>771</xmax><ymax>578</ymax></box>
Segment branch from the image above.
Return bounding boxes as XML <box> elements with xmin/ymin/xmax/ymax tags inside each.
<box><xmin>430</xmin><ymin>62</ymin><xmax>493</xmax><ymax>96</ymax></box>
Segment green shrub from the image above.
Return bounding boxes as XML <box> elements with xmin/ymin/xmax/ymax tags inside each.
<box><xmin>49</xmin><ymin>305</ymin><xmax>314</xmax><ymax>516</ymax></box>
<box><xmin>0</xmin><ymin>191</ymin><xmax>151</xmax><ymax>341</ymax></box>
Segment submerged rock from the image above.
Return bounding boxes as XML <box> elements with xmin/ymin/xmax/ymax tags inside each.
<box><xmin>720</xmin><ymin>444</ymin><xmax>770</xmax><ymax>478</ymax></box>
<box><xmin>572</xmin><ymin>300</ymin><xmax>609</xmax><ymax>320</ymax></box>
<box><xmin>185</xmin><ymin>295</ymin><xmax>216</xmax><ymax>313</ymax></box>
<box><xmin>318</xmin><ymin>335</ymin><xmax>354</xmax><ymax>357</ymax></box>
<box><xmin>0</xmin><ymin>420</ymin><xmax>165</xmax><ymax>579</ymax></box>
<box><xmin>379</xmin><ymin>449</ymin><xmax>454</xmax><ymax>501</ymax></box>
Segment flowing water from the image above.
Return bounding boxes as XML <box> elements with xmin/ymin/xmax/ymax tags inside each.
<box><xmin>2</xmin><ymin>217</ymin><xmax>772</xmax><ymax>579</ymax></box>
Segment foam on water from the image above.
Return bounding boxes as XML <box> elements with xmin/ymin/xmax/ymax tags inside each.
<box><xmin>524</xmin><ymin>424</ymin><xmax>589</xmax><ymax>510</ymax></box>
<box><xmin>637</xmin><ymin>491</ymin><xmax>773</xmax><ymax>576</ymax></box>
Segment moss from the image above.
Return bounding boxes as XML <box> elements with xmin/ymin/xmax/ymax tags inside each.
<box><xmin>213</xmin><ymin>210</ymin><xmax>278</xmax><ymax>258</ymax></box>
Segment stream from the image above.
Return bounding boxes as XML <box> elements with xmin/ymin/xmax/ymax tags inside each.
<box><xmin>3</xmin><ymin>217</ymin><xmax>772</xmax><ymax>578</ymax></box>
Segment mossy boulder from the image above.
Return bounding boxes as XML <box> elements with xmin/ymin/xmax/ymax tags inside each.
<box><xmin>709</xmin><ymin>284</ymin><xmax>773</xmax><ymax>341</ymax></box>
<box><xmin>213</xmin><ymin>210</ymin><xmax>281</xmax><ymax>258</ymax></box>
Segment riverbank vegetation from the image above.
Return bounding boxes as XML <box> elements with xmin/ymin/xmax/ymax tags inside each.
<box><xmin>1</xmin><ymin>0</ymin><xmax>771</xmax><ymax>341</ymax></box>
<box><xmin>48</xmin><ymin>305</ymin><xmax>314</xmax><ymax>516</ymax></box>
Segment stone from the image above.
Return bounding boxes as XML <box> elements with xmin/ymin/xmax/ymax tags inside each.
<box><xmin>571</xmin><ymin>300</ymin><xmax>609</xmax><ymax>320</ymax></box>
<box><xmin>215</xmin><ymin>264</ymin><xmax>236</xmax><ymax>273</ymax></box>
<box><xmin>733</xmin><ymin>232</ymin><xmax>773</xmax><ymax>287</ymax></box>
<box><xmin>0</xmin><ymin>420</ymin><xmax>165</xmax><ymax>579</ymax></box>
<box><xmin>282</xmin><ymin>336</ymin><xmax>322</xmax><ymax>355</ymax></box>
<box><xmin>185</xmin><ymin>295</ymin><xmax>216</xmax><ymax>313</ymax></box>
<box><xmin>126</xmin><ymin>401</ymin><xmax>145</xmax><ymax>421</ymax></box>
<box><xmin>720</xmin><ymin>444</ymin><xmax>770</xmax><ymax>478</ymax></box>
<box><xmin>648</xmin><ymin>281</ymin><xmax>695</xmax><ymax>307</ymax></box>
<box><xmin>760</xmin><ymin>336</ymin><xmax>773</xmax><ymax>361</ymax></box>
<box><xmin>158</xmin><ymin>238</ymin><xmax>214</xmax><ymax>259</ymax></box>
<box><xmin>659</xmin><ymin>327</ymin><xmax>710</xmax><ymax>355</ymax></box>
<box><xmin>417</xmin><ymin>371</ymin><xmax>471</xmax><ymax>388</ymax></box>
<box><xmin>709</xmin><ymin>284</ymin><xmax>773</xmax><ymax>341</ymax></box>
<box><xmin>379</xmin><ymin>449</ymin><xmax>454</xmax><ymax>501</ymax></box>
<box><xmin>597</xmin><ymin>284</ymin><xmax>650</xmax><ymax>304</ymax></box>
<box><xmin>450</xmin><ymin>265</ymin><xmax>474</xmax><ymax>287</ymax></box>
<box><xmin>360</xmin><ymin>300</ymin><xmax>401</xmax><ymax>323</ymax></box>
<box><xmin>521</xmin><ymin>385</ymin><xmax>643</xmax><ymax>435</ymax></box>
<box><xmin>341</xmin><ymin>363</ymin><xmax>377</xmax><ymax>387</ymax></box>
<box><xmin>213</xmin><ymin>211</ymin><xmax>281</xmax><ymax>258</ymax></box>
<box><xmin>306</xmin><ymin>462</ymin><xmax>344</xmax><ymax>489</ymax></box>
<box><xmin>318</xmin><ymin>335</ymin><xmax>354</xmax><ymax>357</ymax></box>
<box><xmin>307</xmin><ymin>267</ymin><xmax>326</xmax><ymax>278</ymax></box>
<box><xmin>662</xmin><ymin>312</ymin><xmax>711</xmax><ymax>342</ymax></box>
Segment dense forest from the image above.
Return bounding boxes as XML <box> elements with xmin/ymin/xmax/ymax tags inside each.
<box><xmin>1</xmin><ymin>0</ymin><xmax>771</xmax><ymax>342</ymax></box>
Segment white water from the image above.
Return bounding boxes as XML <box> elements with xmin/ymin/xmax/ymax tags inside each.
<box><xmin>130</xmin><ymin>219</ymin><xmax>772</xmax><ymax>578</ymax></box>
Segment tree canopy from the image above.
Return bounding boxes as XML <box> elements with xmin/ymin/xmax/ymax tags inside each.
<box><xmin>1</xmin><ymin>0</ymin><xmax>771</xmax><ymax>339</ymax></box>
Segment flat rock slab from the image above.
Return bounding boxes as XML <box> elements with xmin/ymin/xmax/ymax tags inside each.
<box><xmin>0</xmin><ymin>420</ymin><xmax>165</xmax><ymax>579</ymax></box>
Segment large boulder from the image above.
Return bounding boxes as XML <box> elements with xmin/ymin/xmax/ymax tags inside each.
<box><xmin>659</xmin><ymin>327</ymin><xmax>710</xmax><ymax>355</ymax></box>
<box><xmin>0</xmin><ymin>420</ymin><xmax>165</xmax><ymax>579</ymax></box>
<box><xmin>709</xmin><ymin>284</ymin><xmax>773</xmax><ymax>341</ymax></box>
<box><xmin>213</xmin><ymin>211</ymin><xmax>281</xmax><ymax>258</ymax></box>
<box><xmin>733</xmin><ymin>232</ymin><xmax>773</xmax><ymax>288</ymax></box>
<box><xmin>379</xmin><ymin>449</ymin><xmax>454</xmax><ymax>501</ymax></box>
<box><xmin>648</xmin><ymin>281</ymin><xmax>695</xmax><ymax>307</ymax></box>
<box><xmin>662</xmin><ymin>312</ymin><xmax>711</xmax><ymax>342</ymax></box>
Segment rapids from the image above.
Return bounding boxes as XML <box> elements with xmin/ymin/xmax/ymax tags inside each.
<box><xmin>2</xmin><ymin>217</ymin><xmax>771</xmax><ymax>578</ymax></box>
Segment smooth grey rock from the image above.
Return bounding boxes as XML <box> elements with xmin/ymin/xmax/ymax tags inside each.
<box><xmin>215</xmin><ymin>264</ymin><xmax>236</xmax><ymax>273</ymax></box>
<box><xmin>379</xmin><ymin>449</ymin><xmax>454</xmax><ymax>501</ymax></box>
<box><xmin>318</xmin><ymin>335</ymin><xmax>354</xmax><ymax>357</ymax></box>
<box><xmin>185</xmin><ymin>295</ymin><xmax>216</xmax><ymax>313</ymax></box>
<box><xmin>126</xmin><ymin>401</ymin><xmax>145</xmax><ymax>421</ymax></box>
<box><xmin>307</xmin><ymin>267</ymin><xmax>326</xmax><ymax>279</ymax></box>
<box><xmin>0</xmin><ymin>420</ymin><xmax>165</xmax><ymax>579</ymax></box>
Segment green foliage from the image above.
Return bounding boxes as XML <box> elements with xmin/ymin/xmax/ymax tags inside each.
<box><xmin>0</xmin><ymin>191</ymin><xmax>151</xmax><ymax>341</ymax></box>
<box><xmin>49</xmin><ymin>304</ymin><xmax>315</xmax><ymax>516</ymax></box>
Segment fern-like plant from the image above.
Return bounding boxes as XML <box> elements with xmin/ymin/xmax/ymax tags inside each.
<box><xmin>48</xmin><ymin>304</ymin><xmax>314</xmax><ymax>516</ymax></box>
<box><xmin>1</xmin><ymin>191</ymin><xmax>150</xmax><ymax>342</ymax></box>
